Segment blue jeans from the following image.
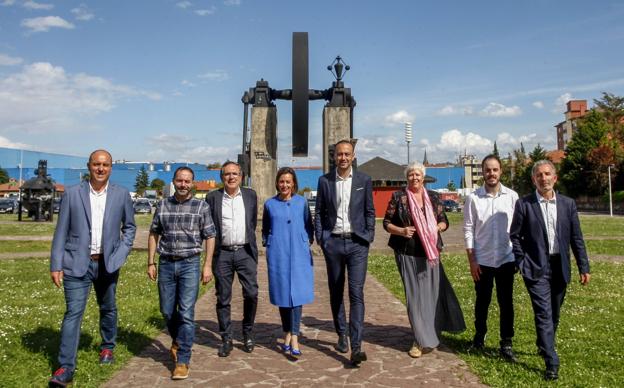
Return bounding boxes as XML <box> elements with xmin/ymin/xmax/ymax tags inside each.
<box><xmin>158</xmin><ymin>255</ymin><xmax>200</xmax><ymax>364</ymax></box>
<box><xmin>59</xmin><ymin>260</ymin><xmax>119</xmax><ymax>371</ymax></box>
<box><xmin>279</xmin><ymin>306</ymin><xmax>302</xmax><ymax>335</ymax></box>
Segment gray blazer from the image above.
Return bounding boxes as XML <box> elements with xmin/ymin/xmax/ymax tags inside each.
<box><xmin>50</xmin><ymin>181</ymin><xmax>136</xmax><ymax>276</ymax></box>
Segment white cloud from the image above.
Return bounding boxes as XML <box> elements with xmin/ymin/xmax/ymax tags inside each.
<box><xmin>146</xmin><ymin>133</ymin><xmax>231</xmax><ymax>163</ymax></box>
<box><xmin>195</xmin><ymin>7</ymin><xmax>216</xmax><ymax>16</ymax></box>
<box><xmin>23</xmin><ymin>0</ymin><xmax>53</xmax><ymax>10</ymax></box>
<box><xmin>176</xmin><ymin>1</ymin><xmax>192</xmax><ymax>9</ymax></box>
<box><xmin>384</xmin><ymin>110</ymin><xmax>414</xmax><ymax>125</ymax></box>
<box><xmin>181</xmin><ymin>79</ymin><xmax>196</xmax><ymax>87</ymax></box>
<box><xmin>224</xmin><ymin>0</ymin><xmax>241</xmax><ymax>5</ymax></box>
<box><xmin>1</xmin><ymin>0</ymin><xmax>16</xmax><ymax>6</ymax></box>
<box><xmin>479</xmin><ymin>102</ymin><xmax>522</xmax><ymax>117</ymax></box>
<box><xmin>553</xmin><ymin>93</ymin><xmax>572</xmax><ymax>113</ymax></box>
<box><xmin>435</xmin><ymin>105</ymin><xmax>474</xmax><ymax>116</ymax></box>
<box><xmin>21</xmin><ymin>16</ymin><xmax>74</xmax><ymax>32</ymax></box>
<box><xmin>0</xmin><ymin>135</ymin><xmax>30</xmax><ymax>149</ymax></box>
<box><xmin>0</xmin><ymin>62</ymin><xmax>161</xmax><ymax>133</ymax></box>
<box><xmin>0</xmin><ymin>53</ymin><xmax>23</xmax><ymax>66</ymax></box>
<box><xmin>198</xmin><ymin>69</ymin><xmax>229</xmax><ymax>81</ymax></box>
<box><xmin>532</xmin><ymin>101</ymin><xmax>544</xmax><ymax>109</ymax></box>
<box><xmin>71</xmin><ymin>4</ymin><xmax>94</xmax><ymax>21</ymax></box>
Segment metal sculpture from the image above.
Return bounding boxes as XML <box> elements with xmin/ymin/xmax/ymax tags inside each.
<box><xmin>19</xmin><ymin>160</ymin><xmax>56</xmax><ymax>222</ymax></box>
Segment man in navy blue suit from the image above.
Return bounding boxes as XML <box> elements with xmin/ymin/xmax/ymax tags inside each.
<box><xmin>510</xmin><ymin>160</ymin><xmax>590</xmax><ymax>381</ymax></box>
<box><xmin>315</xmin><ymin>140</ymin><xmax>375</xmax><ymax>367</ymax></box>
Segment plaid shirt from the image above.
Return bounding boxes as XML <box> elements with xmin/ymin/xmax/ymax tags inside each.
<box><xmin>150</xmin><ymin>196</ymin><xmax>216</xmax><ymax>258</ymax></box>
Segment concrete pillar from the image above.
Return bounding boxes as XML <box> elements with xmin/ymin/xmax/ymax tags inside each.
<box><xmin>322</xmin><ymin>106</ymin><xmax>352</xmax><ymax>173</ymax></box>
<box><xmin>250</xmin><ymin>106</ymin><xmax>277</xmax><ymax>216</ymax></box>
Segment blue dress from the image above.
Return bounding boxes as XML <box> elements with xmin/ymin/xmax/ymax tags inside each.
<box><xmin>262</xmin><ymin>194</ymin><xmax>314</xmax><ymax>307</ymax></box>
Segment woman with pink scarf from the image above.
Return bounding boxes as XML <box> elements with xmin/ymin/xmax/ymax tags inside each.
<box><xmin>383</xmin><ymin>162</ymin><xmax>465</xmax><ymax>358</ymax></box>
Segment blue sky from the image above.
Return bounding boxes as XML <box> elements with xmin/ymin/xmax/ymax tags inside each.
<box><xmin>1</xmin><ymin>0</ymin><xmax>623</xmax><ymax>166</ymax></box>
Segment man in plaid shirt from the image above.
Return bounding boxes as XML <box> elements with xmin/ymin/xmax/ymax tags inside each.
<box><xmin>147</xmin><ymin>166</ymin><xmax>216</xmax><ymax>380</ymax></box>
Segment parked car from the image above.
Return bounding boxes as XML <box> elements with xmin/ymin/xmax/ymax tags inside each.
<box><xmin>443</xmin><ymin>199</ymin><xmax>463</xmax><ymax>212</ymax></box>
<box><xmin>133</xmin><ymin>199</ymin><xmax>152</xmax><ymax>214</ymax></box>
<box><xmin>0</xmin><ymin>198</ymin><xmax>18</xmax><ymax>214</ymax></box>
<box><xmin>53</xmin><ymin>198</ymin><xmax>61</xmax><ymax>213</ymax></box>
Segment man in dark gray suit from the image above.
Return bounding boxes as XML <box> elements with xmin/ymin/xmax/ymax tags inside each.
<box><xmin>315</xmin><ymin>140</ymin><xmax>375</xmax><ymax>367</ymax></box>
<box><xmin>510</xmin><ymin>160</ymin><xmax>590</xmax><ymax>381</ymax></box>
<box><xmin>49</xmin><ymin>149</ymin><xmax>136</xmax><ymax>387</ymax></box>
<box><xmin>205</xmin><ymin>161</ymin><xmax>258</xmax><ymax>357</ymax></box>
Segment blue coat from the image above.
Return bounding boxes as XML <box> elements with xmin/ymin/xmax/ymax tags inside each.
<box><xmin>262</xmin><ymin>194</ymin><xmax>314</xmax><ymax>307</ymax></box>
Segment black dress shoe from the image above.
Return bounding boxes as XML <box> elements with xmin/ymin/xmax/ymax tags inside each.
<box><xmin>499</xmin><ymin>346</ymin><xmax>518</xmax><ymax>363</ymax></box>
<box><xmin>218</xmin><ymin>339</ymin><xmax>233</xmax><ymax>357</ymax></box>
<box><xmin>544</xmin><ymin>365</ymin><xmax>559</xmax><ymax>381</ymax></box>
<box><xmin>336</xmin><ymin>334</ymin><xmax>348</xmax><ymax>353</ymax></box>
<box><xmin>243</xmin><ymin>334</ymin><xmax>255</xmax><ymax>353</ymax></box>
<box><xmin>350</xmin><ymin>350</ymin><xmax>368</xmax><ymax>367</ymax></box>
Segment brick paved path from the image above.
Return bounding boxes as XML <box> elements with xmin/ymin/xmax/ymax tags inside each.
<box><xmin>104</xmin><ymin>254</ymin><xmax>484</xmax><ymax>387</ymax></box>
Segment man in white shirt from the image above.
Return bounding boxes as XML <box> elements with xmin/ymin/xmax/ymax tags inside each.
<box><xmin>314</xmin><ymin>140</ymin><xmax>375</xmax><ymax>367</ymax></box>
<box><xmin>205</xmin><ymin>161</ymin><xmax>259</xmax><ymax>358</ymax></box>
<box><xmin>49</xmin><ymin>150</ymin><xmax>135</xmax><ymax>387</ymax></box>
<box><xmin>463</xmin><ymin>154</ymin><xmax>519</xmax><ymax>362</ymax></box>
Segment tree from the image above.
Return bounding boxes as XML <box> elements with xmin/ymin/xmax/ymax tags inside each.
<box><xmin>492</xmin><ymin>141</ymin><xmax>499</xmax><ymax>157</ymax></box>
<box><xmin>0</xmin><ymin>165</ymin><xmax>9</xmax><ymax>184</ymax></box>
<box><xmin>446</xmin><ymin>181</ymin><xmax>457</xmax><ymax>191</ymax></box>
<box><xmin>150</xmin><ymin>178</ymin><xmax>165</xmax><ymax>192</ymax></box>
<box><xmin>513</xmin><ymin>144</ymin><xmax>548</xmax><ymax>196</ymax></box>
<box><xmin>593</xmin><ymin>92</ymin><xmax>624</xmax><ymax>133</ymax></box>
<box><xmin>207</xmin><ymin>162</ymin><xmax>222</xmax><ymax>169</ymax></box>
<box><xmin>559</xmin><ymin>110</ymin><xmax>609</xmax><ymax>197</ymax></box>
<box><xmin>499</xmin><ymin>153</ymin><xmax>513</xmax><ymax>188</ymax></box>
<box><xmin>134</xmin><ymin>166</ymin><xmax>149</xmax><ymax>196</ymax></box>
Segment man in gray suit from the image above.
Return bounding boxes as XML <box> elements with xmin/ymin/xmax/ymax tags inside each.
<box><xmin>48</xmin><ymin>149</ymin><xmax>136</xmax><ymax>388</ymax></box>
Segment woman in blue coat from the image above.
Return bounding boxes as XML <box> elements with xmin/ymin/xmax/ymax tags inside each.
<box><xmin>262</xmin><ymin>167</ymin><xmax>314</xmax><ymax>357</ymax></box>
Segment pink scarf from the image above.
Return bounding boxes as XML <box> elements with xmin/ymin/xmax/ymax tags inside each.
<box><xmin>406</xmin><ymin>188</ymin><xmax>439</xmax><ymax>265</ymax></box>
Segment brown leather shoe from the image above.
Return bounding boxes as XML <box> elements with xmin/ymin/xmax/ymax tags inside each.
<box><xmin>170</xmin><ymin>342</ymin><xmax>179</xmax><ymax>363</ymax></box>
<box><xmin>172</xmin><ymin>363</ymin><xmax>189</xmax><ymax>380</ymax></box>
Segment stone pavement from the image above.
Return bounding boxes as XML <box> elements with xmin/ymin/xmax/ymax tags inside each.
<box><xmin>104</xmin><ymin>254</ymin><xmax>484</xmax><ymax>387</ymax></box>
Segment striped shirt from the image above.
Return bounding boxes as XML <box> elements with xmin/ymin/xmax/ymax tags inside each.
<box><xmin>150</xmin><ymin>196</ymin><xmax>216</xmax><ymax>258</ymax></box>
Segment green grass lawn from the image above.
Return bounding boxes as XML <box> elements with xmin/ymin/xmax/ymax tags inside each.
<box><xmin>369</xmin><ymin>253</ymin><xmax>624</xmax><ymax>387</ymax></box>
<box><xmin>0</xmin><ymin>220</ymin><xmax>57</xmax><ymax>236</ymax></box>
<box><xmin>134</xmin><ymin>213</ymin><xmax>154</xmax><ymax>228</ymax></box>
<box><xmin>585</xmin><ymin>239</ymin><xmax>624</xmax><ymax>255</ymax></box>
<box><xmin>579</xmin><ymin>215</ymin><xmax>624</xmax><ymax>238</ymax></box>
<box><xmin>0</xmin><ymin>252</ymin><xmax>210</xmax><ymax>387</ymax></box>
<box><xmin>0</xmin><ymin>240</ymin><xmax>51</xmax><ymax>253</ymax></box>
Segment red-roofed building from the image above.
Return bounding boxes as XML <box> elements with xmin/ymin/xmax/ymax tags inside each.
<box><xmin>555</xmin><ymin>100</ymin><xmax>587</xmax><ymax>150</ymax></box>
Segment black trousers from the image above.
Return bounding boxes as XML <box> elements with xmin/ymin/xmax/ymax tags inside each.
<box><xmin>213</xmin><ymin>246</ymin><xmax>258</xmax><ymax>340</ymax></box>
<box><xmin>474</xmin><ymin>261</ymin><xmax>516</xmax><ymax>346</ymax></box>
<box><xmin>523</xmin><ymin>255</ymin><xmax>567</xmax><ymax>367</ymax></box>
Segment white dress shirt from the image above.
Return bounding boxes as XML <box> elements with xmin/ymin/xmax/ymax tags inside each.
<box><xmin>463</xmin><ymin>184</ymin><xmax>518</xmax><ymax>267</ymax></box>
<box><xmin>221</xmin><ymin>189</ymin><xmax>246</xmax><ymax>246</ymax></box>
<box><xmin>332</xmin><ymin>168</ymin><xmax>352</xmax><ymax>234</ymax></box>
<box><xmin>536</xmin><ymin>190</ymin><xmax>559</xmax><ymax>255</ymax></box>
<box><xmin>89</xmin><ymin>183</ymin><xmax>108</xmax><ymax>255</ymax></box>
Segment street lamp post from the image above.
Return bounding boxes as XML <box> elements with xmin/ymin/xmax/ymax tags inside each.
<box><xmin>404</xmin><ymin>122</ymin><xmax>412</xmax><ymax>165</ymax></box>
<box><xmin>608</xmin><ymin>164</ymin><xmax>614</xmax><ymax>217</ymax></box>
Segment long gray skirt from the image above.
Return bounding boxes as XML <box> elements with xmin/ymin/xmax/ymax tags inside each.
<box><xmin>395</xmin><ymin>253</ymin><xmax>440</xmax><ymax>348</ymax></box>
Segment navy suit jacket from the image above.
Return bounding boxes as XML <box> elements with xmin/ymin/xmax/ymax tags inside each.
<box><xmin>510</xmin><ymin>192</ymin><xmax>590</xmax><ymax>283</ymax></box>
<box><xmin>50</xmin><ymin>181</ymin><xmax>136</xmax><ymax>276</ymax></box>
<box><xmin>205</xmin><ymin>187</ymin><xmax>258</xmax><ymax>261</ymax></box>
<box><xmin>314</xmin><ymin>169</ymin><xmax>376</xmax><ymax>246</ymax></box>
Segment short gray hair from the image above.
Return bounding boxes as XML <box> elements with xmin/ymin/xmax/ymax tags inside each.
<box><xmin>531</xmin><ymin>160</ymin><xmax>556</xmax><ymax>177</ymax></box>
<box><xmin>405</xmin><ymin>161</ymin><xmax>426</xmax><ymax>178</ymax></box>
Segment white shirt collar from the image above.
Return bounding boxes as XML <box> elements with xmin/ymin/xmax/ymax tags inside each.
<box><xmin>336</xmin><ymin>168</ymin><xmax>353</xmax><ymax>181</ymax></box>
<box><xmin>89</xmin><ymin>182</ymin><xmax>108</xmax><ymax>196</ymax></box>
<box><xmin>536</xmin><ymin>190</ymin><xmax>557</xmax><ymax>203</ymax></box>
<box><xmin>224</xmin><ymin>187</ymin><xmax>242</xmax><ymax>199</ymax></box>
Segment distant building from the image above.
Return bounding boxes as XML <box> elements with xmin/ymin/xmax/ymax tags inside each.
<box><xmin>458</xmin><ymin>154</ymin><xmax>482</xmax><ymax>190</ymax></box>
<box><xmin>555</xmin><ymin>100</ymin><xmax>588</xmax><ymax>151</ymax></box>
